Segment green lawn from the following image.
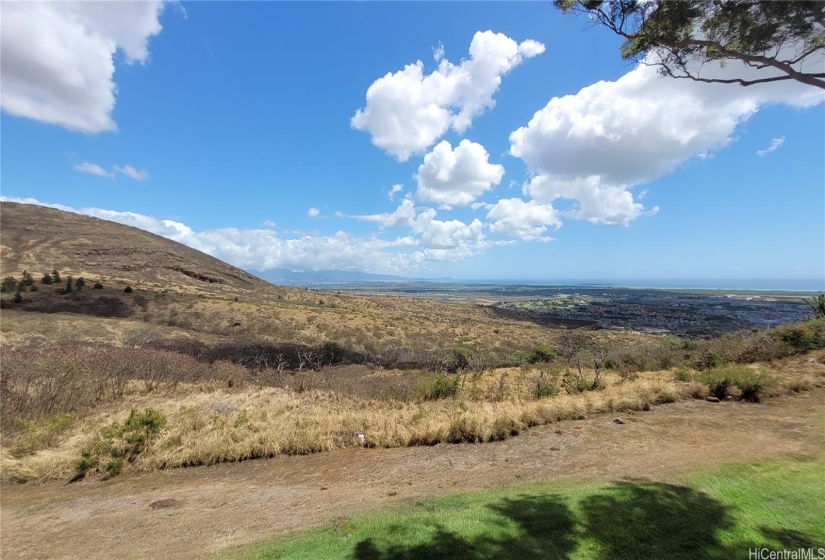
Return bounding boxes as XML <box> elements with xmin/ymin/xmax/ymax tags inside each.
<box><xmin>234</xmin><ymin>457</ymin><xmax>825</xmax><ymax>560</ymax></box>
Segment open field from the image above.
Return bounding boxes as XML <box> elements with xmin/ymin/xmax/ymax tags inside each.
<box><xmin>1</xmin><ymin>387</ymin><xmax>823</xmax><ymax>559</ymax></box>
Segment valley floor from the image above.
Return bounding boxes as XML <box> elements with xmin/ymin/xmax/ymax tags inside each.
<box><xmin>2</xmin><ymin>388</ymin><xmax>823</xmax><ymax>559</ymax></box>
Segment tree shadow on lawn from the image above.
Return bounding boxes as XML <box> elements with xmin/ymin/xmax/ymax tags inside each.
<box><xmin>352</xmin><ymin>481</ymin><xmax>815</xmax><ymax>560</ymax></box>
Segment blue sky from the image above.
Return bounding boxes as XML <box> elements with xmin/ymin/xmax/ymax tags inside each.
<box><xmin>1</xmin><ymin>2</ymin><xmax>823</xmax><ymax>285</ymax></box>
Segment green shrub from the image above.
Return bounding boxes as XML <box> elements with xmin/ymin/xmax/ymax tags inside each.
<box><xmin>1</xmin><ymin>276</ymin><xmax>17</xmax><ymax>293</ymax></box>
<box><xmin>527</xmin><ymin>344</ymin><xmax>556</xmax><ymax>364</ymax></box>
<box><xmin>420</xmin><ymin>374</ymin><xmax>460</xmax><ymax>400</ymax></box>
<box><xmin>41</xmin><ymin>273</ymin><xmax>54</xmax><ymax>285</ymax></box>
<box><xmin>93</xmin><ymin>281</ymin><xmax>103</xmax><ymax>289</ymax></box>
<box><xmin>674</xmin><ymin>367</ymin><xmax>693</xmax><ymax>382</ymax></box>
<box><xmin>695</xmin><ymin>365</ymin><xmax>775</xmax><ymax>402</ymax></box>
<box><xmin>75</xmin><ymin>407</ymin><xmax>166</xmax><ymax>479</ymax></box>
<box><xmin>772</xmin><ymin>320</ymin><xmax>825</xmax><ymax>352</ymax></box>
<box><xmin>533</xmin><ymin>381</ymin><xmax>558</xmax><ymax>399</ymax></box>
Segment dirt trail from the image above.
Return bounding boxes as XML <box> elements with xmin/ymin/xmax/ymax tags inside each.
<box><xmin>2</xmin><ymin>389</ymin><xmax>824</xmax><ymax>559</ymax></box>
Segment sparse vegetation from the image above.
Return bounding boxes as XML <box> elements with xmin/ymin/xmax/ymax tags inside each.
<box><xmin>1</xmin><ymin>202</ymin><xmax>824</xmax><ymax>484</ymax></box>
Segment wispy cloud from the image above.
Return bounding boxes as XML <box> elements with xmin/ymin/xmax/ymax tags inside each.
<box><xmin>73</xmin><ymin>162</ymin><xmax>149</xmax><ymax>181</ymax></box>
<box><xmin>114</xmin><ymin>164</ymin><xmax>149</xmax><ymax>181</ymax></box>
<box><xmin>73</xmin><ymin>162</ymin><xmax>114</xmax><ymax>178</ymax></box>
<box><xmin>387</xmin><ymin>184</ymin><xmax>404</xmax><ymax>201</ymax></box>
<box><xmin>756</xmin><ymin>136</ymin><xmax>785</xmax><ymax>157</ymax></box>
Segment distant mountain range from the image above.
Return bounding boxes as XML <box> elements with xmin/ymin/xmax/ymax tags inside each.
<box><xmin>253</xmin><ymin>268</ymin><xmax>449</xmax><ymax>286</ymax></box>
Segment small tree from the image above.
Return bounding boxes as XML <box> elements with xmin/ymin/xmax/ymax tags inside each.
<box><xmin>52</xmin><ymin>269</ymin><xmax>61</xmax><ymax>283</ymax></box>
<box><xmin>1</xmin><ymin>276</ymin><xmax>17</xmax><ymax>293</ymax></box>
<box><xmin>75</xmin><ymin>277</ymin><xmax>86</xmax><ymax>291</ymax></box>
<box><xmin>41</xmin><ymin>273</ymin><xmax>54</xmax><ymax>285</ymax></box>
<box><xmin>12</xmin><ymin>291</ymin><xmax>22</xmax><ymax>304</ymax></box>
<box><xmin>20</xmin><ymin>270</ymin><xmax>34</xmax><ymax>287</ymax></box>
<box><xmin>65</xmin><ymin>276</ymin><xmax>74</xmax><ymax>293</ymax></box>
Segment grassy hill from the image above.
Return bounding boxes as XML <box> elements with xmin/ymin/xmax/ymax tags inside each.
<box><xmin>1</xmin><ymin>201</ymin><xmax>617</xmax><ymax>354</ymax></box>
<box><xmin>1</xmin><ymin>202</ymin><xmax>824</xmax><ymax>486</ymax></box>
<box><xmin>0</xmin><ymin>201</ymin><xmax>269</xmax><ymax>295</ymax></box>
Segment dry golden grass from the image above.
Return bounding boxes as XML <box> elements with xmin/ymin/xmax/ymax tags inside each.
<box><xmin>4</xmin><ymin>350</ymin><xmax>823</xmax><ymax>484</ymax></box>
<box><xmin>0</xmin><ymin>201</ymin><xmax>661</xmax><ymax>354</ymax></box>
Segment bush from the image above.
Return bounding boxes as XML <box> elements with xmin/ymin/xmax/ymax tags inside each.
<box><xmin>41</xmin><ymin>274</ymin><xmax>54</xmax><ymax>285</ymax></box>
<box><xmin>93</xmin><ymin>281</ymin><xmax>103</xmax><ymax>289</ymax></box>
<box><xmin>772</xmin><ymin>320</ymin><xmax>825</xmax><ymax>353</ymax></box>
<box><xmin>527</xmin><ymin>344</ymin><xmax>556</xmax><ymax>364</ymax></box>
<box><xmin>1</xmin><ymin>276</ymin><xmax>17</xmax><ymax>293</ymax></box>
<box><xmin>124</xmin><ymin>286</ymin><xmax>133</xmax><ymax>294</ymax></box>
<box><xmin>420</xmin><ymin>374</ymin><xmax>460</xmax><ymax>400</ymax></box>
<box><xmin>75</xmin><ymin>407</ymin><xmax>166</xmax><ymax>479</ymax></box>
<box><xmin>320</xmin><ymin>341</ymin><xmax>348</xmax><ymax>365</ymax></box>
<box><xmin>451</xmin><ymin>347</ymin><xmax>472</xmax><ymax>371</ymax></box>
<box><xmin>695</xmin><ymin>365</ymin><xmax>776</xmax><ymax>402</ymax></box>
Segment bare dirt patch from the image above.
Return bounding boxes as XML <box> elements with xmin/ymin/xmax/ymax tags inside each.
<box><xmin>2</xmin><ymin>389</ymin><xmax>823</xmax><ymax>560</ymax></box>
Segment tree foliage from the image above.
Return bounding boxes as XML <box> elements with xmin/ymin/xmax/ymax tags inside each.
<box><xmin>554</xmin><ymin>0</ymin><xmax>825</xmax><ymax>89</ymax></box>
<box><xmin>806</xmin><ymin>294</ymin><xmax>825</xmax><ymax>319</ymax></box>
<box><xmin>1</xmin><ymin>276</ymin><xmax>17</xmax><ymax>293</ymax></box>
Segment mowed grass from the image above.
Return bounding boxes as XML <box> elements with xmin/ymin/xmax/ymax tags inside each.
<box><xmin>233</xmin><ymin>458</ymin><xmax>825</xmax><ymax>560</ymax></box>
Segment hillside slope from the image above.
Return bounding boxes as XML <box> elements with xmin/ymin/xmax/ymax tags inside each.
<box><xmin>0</xmin><ymin>202</ymin><xmax>269</xmax><ymax>295</ymax></box>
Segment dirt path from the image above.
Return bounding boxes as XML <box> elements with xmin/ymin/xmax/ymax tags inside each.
<box><xmin>2</xmin><ymin>389</ymin><xmax>824</xmax><ymax>559</ymax></box>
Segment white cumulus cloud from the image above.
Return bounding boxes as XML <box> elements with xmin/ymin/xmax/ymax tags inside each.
<box><xmin>415</xmin><ymin>140</ymin><xmax>505</xmax><ymax>209</ymax></box>
<box><xmin>486</xmin><ymin>198</ymin><xmax>560</xmax><ymax>242</ymax></box>
<box><xmin>1</xmin><ymin>197</ymin><xmax>488</xmax><ymax>273</ymax></box>
<box><xmin>510</xmin><ymin>59</ymin><xmax>824</xmax><ymax>226</ymax></box>
<box><xmin>344</xmin><ymin>199</ymin><xmax>486</xmax><ymax>254</ymax></box>
<box><xmin>0</xmin><ymin>1</ymin><xmax>165</xmax><ymax>133</ymax></box>
<box><xmin>307</xmin><ymin>207</ymin><xmax>320</xmax><ymax>218</ymax></box>
<box><xmin>352</xmin><ymin>30</ymin><xmax>545</xmax><ymax>161</ymax></box>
